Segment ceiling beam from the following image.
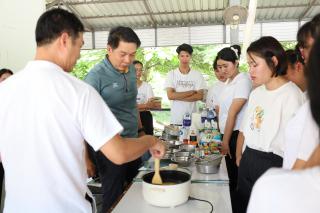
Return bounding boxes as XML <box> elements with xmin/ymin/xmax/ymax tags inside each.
<box><xmin>46</xmin><ymin>0</ymin><xmax>62</xmax><ymax>9</ymax></box>
<box><xmin>61</xmin><ymin>0</ymin><xmax>93</xmax><ymax>31</ymax></box>
<box><xmin>142</xmin><ymin>0</ymin><xmax>157</xmax><ymax>27</ymax></box>
<box><xmin>65</xmin><ymin>0</ymin><xmax>142</xmax><ymax>6</ymax></box>
<box><xmin>299</xmin><ymin>0</ymin><xmax>317</xmax><ymax>21</ymax></box>
<box><xmin>79</xmin><ymin>4</ymin><xmax>320</xmax><ymax>20</ymax></box>
<box><xmin>82</xmin><ymin>9</ymin><xmax>225</xmax><ymax>19</ymax></box>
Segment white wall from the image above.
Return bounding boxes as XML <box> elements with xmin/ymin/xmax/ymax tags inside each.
<box><xmin>0</xmin><ymin>0</ymin><xmax>45</xmax><ymax>72</ymax></box>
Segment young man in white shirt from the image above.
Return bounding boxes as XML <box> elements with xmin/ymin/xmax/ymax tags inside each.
<box><xmin>164</xmin><ymin>43</ymin><xmax>206</xmax><ymax>125</ymax></box>
<box><xmin>0</xmin><ymin>9</ymin><xmax>165</xmax><ymax>213</ymax></box>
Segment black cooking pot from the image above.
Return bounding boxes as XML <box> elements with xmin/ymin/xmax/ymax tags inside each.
<box><xmin>142</xmin><ymin>170</ymin><xmax>190</xmax><ymax>184</ymax></box>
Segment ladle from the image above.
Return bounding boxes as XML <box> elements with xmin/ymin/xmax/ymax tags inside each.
<box><xmin>151</xmin><ymin>158</ymin><xmax>163</xmax><ymax>185</ymax></box>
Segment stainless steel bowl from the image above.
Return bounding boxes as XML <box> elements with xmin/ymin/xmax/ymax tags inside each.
<box><xmin>174</xmin><ymin>151</ymin><xmax>191</xmax><ymax>157</ymax></box>
<box><xmin>164</xmin><ymin>125</ymin><xmax>180</xmax><ymax>136</ymax></box>
<box><xmin>179</xmin><ymin>144</ymin><xmax>196</xmax><ymax>153</ymax></box>
<box><xmin>167</xmin><ymin>140</ymin><xmax>183</xmax><ymax>146</ymax></box>
<box><xmin>195</xmin><ymin>155</ymin><xmax>223</xmax><ymax>174</ymax></box>
<box><xmin>171</xmin><ymin>156</ymin><xmax>193</xmax><ymax>167</ymax></box>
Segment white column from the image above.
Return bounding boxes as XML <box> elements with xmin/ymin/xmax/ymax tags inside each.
<box><xmin>0</xmin><ymin>0</ymin><xmax>45</xmax><ymax>72</ymax></box>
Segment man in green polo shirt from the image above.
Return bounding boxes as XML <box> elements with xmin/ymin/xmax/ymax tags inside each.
<box><xmin>84</xmin><ymin>26</ymin><xmax>145</xmax><ymax>212</ymax></box>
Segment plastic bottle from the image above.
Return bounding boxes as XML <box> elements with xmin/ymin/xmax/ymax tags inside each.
<box><xmin>179</xmin><ymin>126</ymin><xmax>188</xmax><ymax>143</ymax></box>
<box><xmin>189</xmin><ymin>126</ymin><xmax>198</xmax><ymax>146</ymax></box>
<box><xmin>182</xmin><ymin>112</ymin><xmax>192</xmax><ymax>128</ymax></box>
<box><xmin>207</xmin><ymin>108</ymin><xmax>215</xmax><ymax>123</ymax></box>
<box><xmin>200</xmin><ymin>107</ymin><xmax>208</xmax><ymax>124</ymax></box>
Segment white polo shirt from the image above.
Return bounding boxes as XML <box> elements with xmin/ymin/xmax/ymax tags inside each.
<box><xmin>206</xmin><ymin>80</ymin><xmax>226</xmax><ymax>109</ymax></box>
<box><xmin>247</xmin><ymin>167</ymin><xmax>320</xmax><ymax>213</ymax></box>
<box><xmin>0</xmin><ymin>61</ymin><xmax>123</xmax><ymax>213</ymax></box>
<box><xmin>242</xmin><ymin>82</ymin><xmax>304</xmax><ymax>157</ymax></box>
<box><xmin>283</xmin><ymin>101</ymin><xmax>319</xmax><ymax>169</ymax></box>
<box><xmin>218</xmin><ymin>72</ymin><xmax>252</xmax><ymax>134</ymax></box>
<box><xmin>164</xmin><ymin>69</ymin><xmax>207</xmax><ymax>125</ymax></box>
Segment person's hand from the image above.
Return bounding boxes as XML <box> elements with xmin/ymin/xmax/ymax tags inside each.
<box><xmin>236</xmin><ymin>154</ymin><xmax>242</xmax><ymax>167</ymax></box>
<box><xmin>221</xmin><ymin>141</ymin><xmax>231</xmax><ymax>158</ymax></box>
<box><xmin>149</xmin><ymin>137</ymin><xmax>166</xmax><ymax>159</ymax></box>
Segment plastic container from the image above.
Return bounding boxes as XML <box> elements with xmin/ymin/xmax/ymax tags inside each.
<box><xmin>182</xmin><ymin>112</ymin><xmax>191</xmax><ymax>128</ymax></box>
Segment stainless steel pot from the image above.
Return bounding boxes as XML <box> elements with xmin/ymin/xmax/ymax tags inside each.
<box><xmin>164</xmin><ymin>125</ymin><xmax>180</xmax><ymax>136</ymax></box>
<box><xmin>142</xmin><ymin>170</ymin><xmax>191</xmax><ymax>207</ymax></box>
<box><xmin>195</xmin><ymin>155</ymin><xmax>223</xmax><ymax>174</ymax></box>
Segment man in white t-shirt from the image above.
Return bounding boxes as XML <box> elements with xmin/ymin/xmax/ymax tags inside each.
<box><xmin>247</xmin><ymin>166</ymin><xmax>320</xmax><ymax>213</ymax></box>
<box><xmin>164</xmin><ymin>43</ymin><xmax>207</xmax><ymax>125</ymax></box>
<box><xmin>0</xmin><ymin>9</ymin><xmax>165</xmax><ymax>213</ymax></box>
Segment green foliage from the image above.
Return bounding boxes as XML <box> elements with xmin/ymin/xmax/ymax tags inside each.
<box><xmin>151</xmin><ymin>111</ymin><xmax>171</xmax><ymax>126</ymax></box>
<box><xmin>71</xmin><ymin>49</ymin><xmax>105</xmax><ymax>79</ymax></box>
<box><xmin>281</xmin><ymin>41</ymin><xmax>297</xmax><ymax>50</ymax></box>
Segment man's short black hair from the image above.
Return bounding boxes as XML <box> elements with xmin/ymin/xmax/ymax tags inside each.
<box><xmin>176</xmin><ymin>43</ymin><xmax>193</xmax><ymax>55</ymax></box>
<box><xmin>35</xmin><ymin>8</ymin><xmax>84</xmax><ymax>47</ymax></box>
<box><xmin>107</xmin><ymin>26</ymin><xmax>141</xmax><ymax>49</ymax></box>
<box><xmin>133</xmin><ymin>60</ymin><xmax>143</xmax><ymax>66</ymax></box>
<box><xmin>0</xmin><ymin>68</ymin><xmax>13</xmax><ymax>77</ymax></box>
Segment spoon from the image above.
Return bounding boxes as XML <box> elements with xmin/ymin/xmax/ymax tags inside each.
<box><xmin>151</xmin><ymin>158</ymin><xmax>163</xmax><ymax>185</ymax></box>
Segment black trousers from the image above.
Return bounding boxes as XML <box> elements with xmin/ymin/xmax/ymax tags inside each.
<box><xmin>139</xmin><ymin>111</ymin><xmax>154</xmax><ymax>135</ymax></box>
<box><xmin>222</xmin><ymin>130</ymin><xmax>239</xmax><ymax>213</ymax></box>
<box><xmin>140</xmin><ymin>111</ymin><xmax>154</xmax><ymax>162</ymax></box>
<box><xmin>237</xmin><ymin>146</ymin><xmax>283</xmax><ymax>213</ymax></box>
<box><xmin>95</xmin><ymin>151</ymin><xmax>141</xmax><ymax>213</ymax></box>
<box><xmin>0</xmin><ymin>163</ymin><xmax>3</xmax><ymax>205</ymax></box>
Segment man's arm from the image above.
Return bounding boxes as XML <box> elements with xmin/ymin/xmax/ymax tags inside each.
<box><xmin>166</xmin><ymin>88</ymin><xmax>196</xmax><ymax>101</ymax></box>
<box><xmin>181</xmin><ymin>89</ymin><xmax>204</xmax><ymax>102</ymax></box>
<box><xmin>84</xmin><ymin>142</ymin><xmax>96</xmax><ymax>177</ymax></box>
<box><xmin>99</xmin><ymin>134</ymin><xmax>165</xmax><ymax>165</ymax></box>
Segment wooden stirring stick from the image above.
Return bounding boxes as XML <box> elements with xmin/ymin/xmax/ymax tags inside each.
<box><xmin>151</xmin><ymin>158</ymin><xmax>163</xmax><ymax>185</ymax></box>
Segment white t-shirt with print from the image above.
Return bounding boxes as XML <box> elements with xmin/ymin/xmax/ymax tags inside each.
<box><xmin>136</xmin><ymin>81</ymin><xmax>154</xmax><ymax>104</ymax></box>
<box><xmin>219</xmin><ymin>72</ymin><xmax>252</xmax><ymax>134</ymax></box>
<box><xmin>0</xmin><ymin>61</ymin><xmax>123</xmax><ymax>213</ymax></box>
<box><xmin>247</xmin><ymin>167</ymin><xmax>320</xmax><ymax>213</ymax></box>
<box><xmin>206</xmin><ymin>80</ymin><xmax>226</xmax><ymax>109</ymax></box>
<box><xmin>164</xmin><ymin>69</ymin><xmax>206</xmax><ymax>125</ymax></box>
<box><xmin>283</xmin><ymin>101</ymin><xmax>319</xmax><ymax>169</ymax></box>
<box><xmin>242</xmin><ymin>82</ymin><xmax>304</xmax><ymax>157</ymax></box>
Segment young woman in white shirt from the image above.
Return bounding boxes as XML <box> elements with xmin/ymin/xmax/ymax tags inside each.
<box><xmin>237</xmin><ymin>36</ymin><xmax>304</xmax><ymax>213</ymax></box>
<box><xmin>134</xmin><ymin>60</ymin><xmax>159</xmax><ymax>135</ymax></box>
<box><xmin>282</xmin><ymin>21</ymin><xmax>319</xmax><ymax>170</ymax></box>
<box><xmin>247</xmin><ymin>25</ymin><xmax>320</xmax><ymax>213</ymax></box>
<box><xmin>217</xmin><ymin>45</ymin><xmax>252</xmax><ymax>212</ymax></box>
<box><xmin>206</xmin><ymin>58</ymin><xmax>227</xmax><ymax>110</ymax></box>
